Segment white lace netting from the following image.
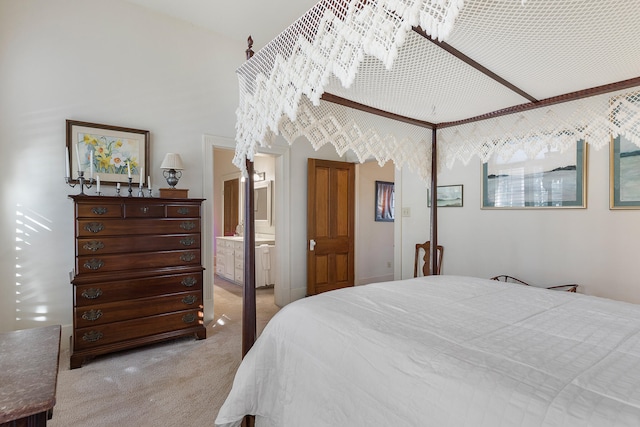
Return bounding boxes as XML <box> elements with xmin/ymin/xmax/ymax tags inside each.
<box><xmin>439</xmin><ymin>88</ymin><xmax>640</xmax><ymax>169</ymax></box>
<box><xmin>234</xmin><ymin>0</ymin><xmax>640</xmax><ymax>182</ymax></box>
<box><xmin>234</xmin><ymin>0</ymin><xmax>463</xmax><ymax>176</ymax></box>
<box><xmin>281</xmin><ymin>96</ymin><xmax>434</xmax><ymax>180</ymax></box>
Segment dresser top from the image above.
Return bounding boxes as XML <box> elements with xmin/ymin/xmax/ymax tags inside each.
<box><xmin>70</xmin><ymin>195</ymin><xmax>205</xmax><ymax>203</ymax></box>
<box><xmin>0</xmin><ymin>325</ymin><xmax>61</xmax><ymax>423</ymax></box>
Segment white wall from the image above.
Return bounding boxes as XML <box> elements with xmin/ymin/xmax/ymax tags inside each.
<box><xmin>398</xmin><ymin>143</ymin><xmax>640</xmax><ymax>304</ymax></box>
<box><xmin>0</xmin><ymin>0</ymin><xmax>244</xmax><ymax>333</ymax></box>
<box><xmin>356</xmin><ymin>161</ymin><xmax>395</xmax><ymax>284</ymax></box>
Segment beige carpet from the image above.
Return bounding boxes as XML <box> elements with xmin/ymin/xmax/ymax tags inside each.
<box><xmin>50</xmin><ymin>280</ymin><xmax>279</xmax><ymax>427</ymax></box>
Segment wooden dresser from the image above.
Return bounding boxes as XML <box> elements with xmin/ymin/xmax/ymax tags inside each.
<box><xmin>69</xmin><ymin>195</ymin><xmax>206</xmax><ymax>369</ymax></box>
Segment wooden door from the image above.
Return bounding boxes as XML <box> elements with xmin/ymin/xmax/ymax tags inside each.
<box><xmin>223</xmin><ymin>178</ymin><xmax>239</xmax><ymax>236</ymax></box>
<box><xmin>307</xmin><ymin>158</ymin><xmax>355</xmax><ymax>295</ymax></box>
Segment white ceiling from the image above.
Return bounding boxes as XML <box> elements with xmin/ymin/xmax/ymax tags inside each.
<box><xmin>125</xmin><ymin>0</ymin><xmax>319</xmax><ymax>48</ymax></box>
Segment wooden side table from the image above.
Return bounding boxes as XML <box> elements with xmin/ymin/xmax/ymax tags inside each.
<box><xmin>0</xmin><ymin>325</ymin><xmax>61</xmax><ymax>426</ymax></box>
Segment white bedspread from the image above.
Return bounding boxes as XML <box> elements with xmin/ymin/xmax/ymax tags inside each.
<box><xmin>215</xmin><ymin>275</ymin><xmax>640</xmax><ymax>426</ymax></box>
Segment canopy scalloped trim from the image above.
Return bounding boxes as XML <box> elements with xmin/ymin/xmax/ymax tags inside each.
<box><xmin>234</xmin><ymin>0</ymin><xmax>464</xmax><ymax>176</ymax></box>
<box><xmin>233</xmin><ymin>0</ymin><xmax>640</xmax><ymax>182</ymax></box>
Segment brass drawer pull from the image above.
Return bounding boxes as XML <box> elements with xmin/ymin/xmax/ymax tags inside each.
<box><xmin>81</xmin><ymin>288</ymin><xmax>103</xmax><ymax>299</ymax></box>
<box><xmin>83</xmin><ymin>240</ymin><xmax>105</xmax><ymax>252</ymax></box>
<box><xmin>181</xmin><ymin>277</ymin><xmax>197</xmax><ymax>287</ymax></box>
<box><xmin>82</xmin><ymin>330</ymin><xmax>104</xmax><ymax>342</ymax></box>
<box><xmin>91</xmin><ymin>207</ymin><xmax>108</xmax><ymax>215</ymax></box>
<box><xmin>84</xmin><ymin>222</ymin><xmax>105</xmax><ymax>233</ymax></box>
<box><xmin>84</xmin><ymin>259</ymin><xmax>104</xmax><ymax>270</ymax></box>
<box><xmin>81</xmin><ymin>309</ymin><xmax>103</xmax><ymax>321</ymax></box>
<box><xmin>182</xmin><ymin>313</ymin><xmax>196</xmax><ymax>323</ymax></box>
<box><xmin>180</xmin><ymin>236</ymin><xmax>195</xmax><ymax>246</ymax></box>
<box><xmin>181</xmin><ymin>295</ymin><xmax>198</xmax><ymax>305</ymax></box>
<box><xmin>180</xmin><ymin>252</ymin><xmax>196</xmax><ymax>262</ymax></box>
<box><xmin>180</xmin><ymin>221</ymin><xmax>196</xmax><ymax>231</ymax></box>
<box><xmin>177</xmin><ymin>207</ymin><xmax>191</xmax><ymax>215</ymax></box>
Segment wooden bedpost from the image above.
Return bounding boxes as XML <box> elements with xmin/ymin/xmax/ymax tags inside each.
<box><xmin>242</xmin><ymin>35</ymin><xmax>257</xmax><ymax>359</ymax></box>
<box><xmin>242</xmin><ymin>35</ymin><xmax>257</xmax><ymax>427</ymax></box>
<box><xmin>242</xmin><ymin>158</ymin><xmax>257</xmax><ymax>356</ymax></box>
<box><xmin>430</xmin><ymin>126</ymin><xmax>439</xmax><ymax>274</ymax></box>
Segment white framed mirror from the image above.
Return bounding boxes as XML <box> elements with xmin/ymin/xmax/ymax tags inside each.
<box><xmin>254</xmin><ymin>180</ymin><xmax>272</xmax><ymax>227</ymax></box>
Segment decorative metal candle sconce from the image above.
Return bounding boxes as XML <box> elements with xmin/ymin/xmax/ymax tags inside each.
<box><xmin>66</xmin><ymin>171</ymin><xmax>94</xmax><ymax>195</ymax></box>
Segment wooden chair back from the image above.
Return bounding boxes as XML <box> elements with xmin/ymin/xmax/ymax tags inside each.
<box><xmin>413</xmin><ymin>241</ymin><xmax>444</xmax><ymax>277</ymax></box>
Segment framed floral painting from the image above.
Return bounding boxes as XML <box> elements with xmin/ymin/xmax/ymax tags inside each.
<box><xmin>66</xmin><ymin>120</ymin><xmax>150</xmax><ymax>186</ymax></box>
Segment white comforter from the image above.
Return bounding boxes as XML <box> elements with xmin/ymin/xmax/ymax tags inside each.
<box><xmin>215</xmin><ymin>275</ymin><xmax>640</xmax><ymax>427</ymax></box>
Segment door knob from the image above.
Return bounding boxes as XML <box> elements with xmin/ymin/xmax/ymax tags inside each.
<box><xmin>309</xmin><ymin>239</ymin><xmax>316</xmax><ymax>251</ymax></box>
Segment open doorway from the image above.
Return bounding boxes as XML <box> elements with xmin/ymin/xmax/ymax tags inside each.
<box><xmin>355</xmin><ymin>160</ymin><xmax>396</xmax><ymax>285</ymax></box>
<box><xmin>212</xmin><ymin>148</ymin><xmax>277</xmax><ymax>300</ymax></box>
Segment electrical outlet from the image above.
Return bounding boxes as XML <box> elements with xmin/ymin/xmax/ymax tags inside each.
<box><xmin>401</xmin><ymin>207</ymin><xmax>411</xmax><ymax>217</ymax></box>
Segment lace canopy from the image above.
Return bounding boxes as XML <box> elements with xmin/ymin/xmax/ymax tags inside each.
<box><xmin>234</xmin><ymin>0</ymin><xmax>640</xmax><ymax>181</ymax></box>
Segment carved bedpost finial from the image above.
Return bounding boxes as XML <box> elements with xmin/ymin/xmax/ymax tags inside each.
<box><xmin>246</xmin><ymin>35</ymin><xmax>254</xmax><ymax>60</ymax></box>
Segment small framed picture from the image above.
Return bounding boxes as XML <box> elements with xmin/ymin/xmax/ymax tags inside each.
<box><xmin>375</xmin><ymin>181</ymin><xmax>394</xmax><ymax>222</ymax></box>
<box><xmin>428</xmin><ymin>185</ymin><xmax>463</xmax><ymax>207</ymax></box>
<box><xmin>66</xmin><ymin>120</ymin><xmax>150</xmax><ymax>186</ymax></box>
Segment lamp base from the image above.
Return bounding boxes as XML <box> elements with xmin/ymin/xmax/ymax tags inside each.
<box><xmin>159</xmin><ymin>188</ymin><xmax>189</xmax><ymax>198</ymax></box>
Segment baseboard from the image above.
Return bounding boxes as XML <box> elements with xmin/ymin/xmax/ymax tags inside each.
<box><xmin>60</xmin><ymin>323</ymin><xmax>73</xmax><ymax>353</ymax></box>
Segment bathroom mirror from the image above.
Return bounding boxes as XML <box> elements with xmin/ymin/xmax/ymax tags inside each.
<box><xmin>223</xmin><ymin>177</ymin><xmax>273</xmax><ymax>235</ymax></box>
<box><xmin>254</xmin><ymin>180</ymin><xmax>272</xmax><ymax>225</ymax></box>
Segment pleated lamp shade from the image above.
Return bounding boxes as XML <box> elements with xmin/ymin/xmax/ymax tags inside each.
<box><xmin>160</xmin><ymin>153</ymin><xmax>184</xmax><ymax>170</ymax></box>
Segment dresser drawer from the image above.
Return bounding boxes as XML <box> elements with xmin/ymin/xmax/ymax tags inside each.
<box><xmin>76</xmin><ymin>203</ymin><xmax>123</xmax><ymax>218</ymax></box>
<box><xmin>167</xmin><ymin>204</ymin><xmax>200</xmax><ymax>217</ymax></box>
<box><xmin>124</xmin><ymin>203</ymin><xmax>166</xmax><ymax>218</ymax></box>
<box><xmin>75</xmin><ymin>291</ymin><xmax>202</xmax><ymax>328</ymax></box>
<box><xmin>76</xmin><ymin>249</ymin><xmax>201</xmax><ymax>274</ymax></box>
<box><xmin>74</xmin><ymin>309</ymin><xmax>202</xmax><ymax>351</ymax></box>
<box><xmin>77</xmin><ymin>218</ymin><xmax>200</xmax><ymax>236</ymax></box>
<box><xmin>74</xmin><ymin>271</ymin><xmax>202</xmax><ymax>306</ymax></box>
<box><xmin>77</xmin><ymin>234</ymin><xmax>200</xmax><ymax>256</ymax></box>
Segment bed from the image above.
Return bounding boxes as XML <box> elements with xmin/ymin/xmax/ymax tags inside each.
<box><xmin>220</xmin><ymin>1</ymin><xmax>640</xmax><ymax>424</ymax></box>
<box><xmin>216</xmin><ymin>275</ymin><xmax>640</xmax><ymax>426</ymax></box>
